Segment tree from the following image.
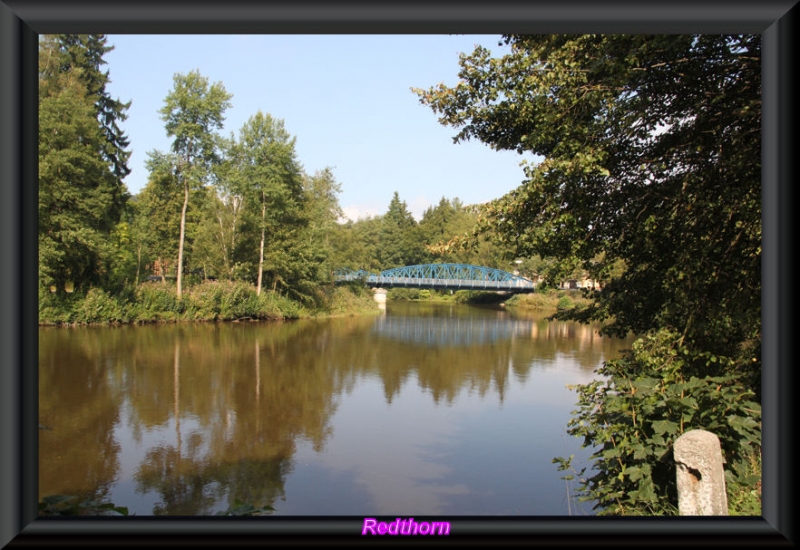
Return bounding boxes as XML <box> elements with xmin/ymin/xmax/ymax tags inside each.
<box><xmin>38</xmin><ymin>35</ymin><xmax>131</xmax><ymax>294</ymax></box>
<box><xmin>331</xmin><ymin>216</ymin><xmax>384</xmax><ymax>274</ymax></box>
<box><xmin>138</xmin><ymin>151</ymin><xmax>185</xmax><ymax>280</ymax></box>
<box><xmin>301</xmin><ymin>168</ymin><xmax>345</xmax><ymax>283</ymax></box>
<box><xmin>234</xmin><ymin>112</ymin><xmax>304</xmax><ymax>295</ymax></box>
<box><xmin>379</xmin><ymin>191</ymin><xmax>424</xmax><ymax>269</ymax></box>
<box><xmin>49</xmin><ymin>34</ymin><xmax>132</xmax><ymax>182</ymax></box>
<box><xmin>160</xmin><ymin>70</ymin><xmax>232</xmax><ymax>298</ymax></box>
<box><xmin>415</xmin><ymin>34</ymin><xmax>762</xmax><ymax>514</ymax></box>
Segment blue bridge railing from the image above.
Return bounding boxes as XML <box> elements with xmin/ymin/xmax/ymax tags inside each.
<box><xmin>334</xmin><ymin>263</ymin><xmax>535</xmax><ymax>293</ymax></box>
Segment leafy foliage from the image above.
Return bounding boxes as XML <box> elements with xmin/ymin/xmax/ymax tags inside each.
<box><xmin>413</xmin><ymin>34</ymin><xmax>761</xmax><ymax>360</ymax></box>
<box><xmin>414</xmin><ymin>34</ymin><xmax>762</xmax><ymax>515</ymax></box>
<box><xmin>38</xmin><ymin>35</ymin><xmax>131</xmax><ymax>295</ymax></box>
<box><xmin>159</xmin><ymin>70</ymin><xmax>233</xmax><ymax>297</ymax></box>
<box><xmin>73</xmin><ymin>287</ymin><xmax>127</xmax><ymax>323</ymax></box>
<box><xmin>558</xmin><ymin>329</ymin><xmax>761</xmax><ymax>515</ymax></box>
<box><xmin>726</xmin><ymin>447</ymin><xmax>762</xmax><ymax>516</ymax></box>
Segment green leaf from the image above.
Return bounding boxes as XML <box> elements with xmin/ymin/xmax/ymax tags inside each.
<box><xmin>651</xmin><ymin>419</ymin><xmax>679</xmax><ymax>436</ymax></box>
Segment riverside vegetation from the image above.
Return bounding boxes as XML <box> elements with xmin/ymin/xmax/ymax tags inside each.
<box><xmin>39</xmin><ymin>280</ymin><xmax>379</xmax><ymax>325</ymax></box>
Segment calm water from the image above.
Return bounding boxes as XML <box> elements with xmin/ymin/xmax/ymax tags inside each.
<box><xmin>38</xmin><ymin>301</ymin><xmax>634</xmax><ymax>516</ymax></box>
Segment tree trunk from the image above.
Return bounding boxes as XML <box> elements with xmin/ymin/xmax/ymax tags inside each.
<box><xmin>135</xmin><ymin>243</ymin><xmax>141</xmax><ymax>287</ymax></box>
<box><xmin>177</xmin><ymin>175</ymin><xmax>189</xmax><ymax>299</ymax></box>
<box><xmin>257</xmin><ymin>198</ymin><xmax>266</xmax><ymax>296</ymax></box>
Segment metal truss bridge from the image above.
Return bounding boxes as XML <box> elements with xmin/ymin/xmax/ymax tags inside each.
<box><xmin>334</xmin><ymin>263</ymin><xmax>536</xmax><ymax>293</ymax></box>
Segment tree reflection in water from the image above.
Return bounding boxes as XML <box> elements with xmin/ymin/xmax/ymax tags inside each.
<box><xmin>39</xmin><ymin>304</ymin><xmax>634</xmax><ymax>515</ymax></box>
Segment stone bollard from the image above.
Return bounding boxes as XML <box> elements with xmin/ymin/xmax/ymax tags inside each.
<box><xmin>674</xmin><ymin>429</ymin><xmax>728</xmax><ymax>515</ymax></box>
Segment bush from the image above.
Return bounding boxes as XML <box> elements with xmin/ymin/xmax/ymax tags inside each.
<box><xmin>558</xmin><ymin>328</ymin><xmax>761</xmax><ymax>515</ymax></box>
<box><xmin>225</xmin><ymin>281</ymin><xmax>261</xmax><ymax>319</ymax></box>
<box><xmin>557</xmin><ymin>295</ymin><xmax>575</xmax><ymax>310</ymax></box>
<box><xmin>319</xmin><ymin>285</ymin><xmax>379</xmax><ymax>316</ymax></box>
<box><xmin>388</xmin><ymin>288</ymin><xmax>419</xmax><ymax>301</ymax></box>
<box><xmin>184</xmin><ymin>280</ymin><xmax>225</xmax><ymax>320</ymax></box>
<box><xmin>39</xmin><ymin>286</ymin><xmax>76</xmax><ymax>324</ymax></box>
<box><xmin>38</xmin><ymin>279</ymin><xmax>371</xmax><ymax>325</ymax></box>
<box><xmin>130</xmin><ymin>281</ymin><xmax>182</xmax><ymax>321</ymax></box>
<box><xmin>257</xmin><ymin>289</ymin><xmax>306</xmax><ymax>319</ymax></box>
<box><xmin>185</xmin><ymin>280</ymin><xmax>277</xmax><ymax>320</ymax></box>
<box><xmin>74</xmin><ymin>288</ymin><xmax>125</xmax><ymax>323</ymax></box>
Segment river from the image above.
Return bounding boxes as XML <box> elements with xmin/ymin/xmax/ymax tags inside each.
<box><xmin>38</xmin><ymin>301</ymin><xmax>634</xmax><ymax>516</ymax></box>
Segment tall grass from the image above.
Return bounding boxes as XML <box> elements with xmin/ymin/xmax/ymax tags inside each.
<box><xmin>37</xmin><ymin>280</ymin><xmax>377</xmax><ymax>325</ymax></box>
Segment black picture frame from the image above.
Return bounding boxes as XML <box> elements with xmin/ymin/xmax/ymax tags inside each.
<box><xmin>1</xmin><ymin>1</ymin><xmax>795</xmax><ymax>546</ymax></box>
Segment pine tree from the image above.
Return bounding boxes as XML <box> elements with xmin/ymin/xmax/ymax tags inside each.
<box><xmin>38</xmin><ymin>35</ymin><xmax>132</xmax><ymax>294</ymax></box>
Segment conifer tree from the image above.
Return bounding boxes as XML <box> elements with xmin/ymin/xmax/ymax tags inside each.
<box><xmin>38</xmin><ymin>35</ymin><xmax>132</xmax><ymax>294</ymax></box>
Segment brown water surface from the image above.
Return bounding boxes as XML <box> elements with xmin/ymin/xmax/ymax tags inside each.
<box><xmin>38</xmin><ymin>301</ymin><xmax>634</xmax><ymax>516</ymax></box>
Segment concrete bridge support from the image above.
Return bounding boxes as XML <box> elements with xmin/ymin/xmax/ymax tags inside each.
<box><xmin>372</xmin><ymin>288</ymin><xmax>387</xmax><ymax>310</ymax></box>
<box><xmin>674</xmin><ymin>429</ymin><xmax>728</xmax><ymax>515</ymax></box>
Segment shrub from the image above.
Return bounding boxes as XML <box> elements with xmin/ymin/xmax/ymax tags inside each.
<box><xmin>257</xmin><ymin>289</ymin><xmax>306</xmax><ymax>319</ymax></box>
<box><xmin>184</xmin><ymin>280</ymin><xmax>225</xmax><ymax>320</ymax></box>
<box><xmin>184</xmin><ymin>280</ymin><xmax>264</xmax><ymax>320</ymax></box>
<box><xmin>557</xmin><ymin>295</ymin><xmax>574</xmax><ymax>310</ymax></box>
<box><xmin>220</xmin><ymin>281</ymin><xmax>259</xmax><ymax>319</ymax></box>
<box><xmin>39</xmin><ymin>286</ymin><xmax>76</xmax><ymax>324</ymax></box>
<box><xmin>388</xmin><ymin>288</ymin><xmax>419</xmax><ymax>301</ymax></box>
<box><xmin>558</xmin><ymin>328</ymin><xmax>761</xmax><ymax>515</ymax></box>
<box><xmin>73</xmin><ymin>288</ymin><xmax>125</xmax><ymax>323</ymax></box>
<box><xmin>321</xmin><ymin>285</ymin><xmax>378</xmax><ymax>316</ymax></box>
<box><xmin>132</xmin><ymin>282</ymin><xmax>182</xmax><ymax>321</ymax></box>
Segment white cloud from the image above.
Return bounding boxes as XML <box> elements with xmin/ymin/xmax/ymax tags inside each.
<box><xmin>339</xmin><ymin>204</ymin><xmax>383</xmax><ymax>224</ymax></box>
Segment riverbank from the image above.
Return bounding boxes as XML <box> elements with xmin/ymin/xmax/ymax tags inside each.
<box><xmin>38</xmin><ymin>280</ymin><xmax>380</xmax><ymax>326</ymax></box>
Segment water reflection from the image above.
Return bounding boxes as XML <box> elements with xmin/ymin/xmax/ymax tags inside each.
<box><xmin>373</xmin><ymin>312</ymin><xmax>534</xmax><ymax>346</ymax></box>
<box><xmin>39</xmin><ymin>304</ymin><xmax>633</xmax><ymax>515</ymax></box>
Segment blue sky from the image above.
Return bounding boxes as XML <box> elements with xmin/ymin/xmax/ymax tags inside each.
<box><xmin>103</xmin><ymin>34</ymin><xmax>538</xmax><ymax>221</ymax></box>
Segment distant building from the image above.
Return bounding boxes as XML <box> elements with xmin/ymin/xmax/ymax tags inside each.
<box><xmin>560</xmin><ymin>274</ymin><xmax>603</xmax><ymax>290</ymax></box>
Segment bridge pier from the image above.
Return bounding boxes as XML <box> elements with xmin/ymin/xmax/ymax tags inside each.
<box><xmin>372</xmin><ymin>288</ymin><xmax>387</xmax><ymax>310</ymax></box>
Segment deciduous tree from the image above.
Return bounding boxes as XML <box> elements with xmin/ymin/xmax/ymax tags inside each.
<box><xmin>414</xmin><ymin>34</ymin><xmax>761</xmax><ymax>369</ymax></box>
<box><xmin>234</xmin><ymin>112</ymin><xmax>304</xmax><ymax>295</ymax></box>
<box><xmin>415</xmin><ymin>34</ymin><xmax>762</xmax><ymax>514</ymax></box>
<box><xmin>159</xmin><ymin>70</ymin><xmax>232</xmax><ymax>298</ymax></box>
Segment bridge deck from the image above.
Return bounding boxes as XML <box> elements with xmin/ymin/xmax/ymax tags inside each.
<box><xmin>364</xmin><ymin>276</ymin><xmax>534</xmax><ymax>293</ymax></box>
<box><xmin>334</xmin><ymin>263</ymin><xmax>536</xmax><ymax>293</ymax></box>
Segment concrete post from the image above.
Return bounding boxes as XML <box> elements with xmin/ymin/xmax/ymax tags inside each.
<box><xmin>674</xmin><ymin>429</ymin><xmax>728</xmax><ymax>515</ymax></box>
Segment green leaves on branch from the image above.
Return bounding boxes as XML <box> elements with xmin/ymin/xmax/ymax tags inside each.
<box><xmin>416</xmin><ymin>37</ymin><xmax>762</xmax><ymax>514</ymax></box>
<box><xmin>414</xmin><ymin>34</ymin><xmax>762</xmax><ymax>361</ymax></box>
<box><xmin>565</xmin><ymin>329</ymin><xmax>761</xmax><ymax>515</ymax></box>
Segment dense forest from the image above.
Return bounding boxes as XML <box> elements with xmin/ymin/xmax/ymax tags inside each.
<box><xmin>38</xmin><ymin>34</ymin><xmax>762</xmax><ymax>516</ymax></box>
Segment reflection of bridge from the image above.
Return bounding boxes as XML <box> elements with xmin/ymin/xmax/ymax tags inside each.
<box><xmin>334</xmin><ymin>263</ymin><xmax>536</xmax><ymax>293</ymax></box>
<box><xmin>373</xmin><ymin>315</ymin><xmax>536</xmax><ymax>347</ymax></box>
